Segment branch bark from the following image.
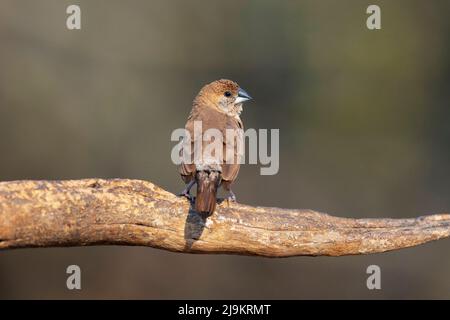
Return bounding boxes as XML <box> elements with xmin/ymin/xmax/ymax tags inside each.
<box><xmin>0</xmin><ymin>179</ymin><xmax>449</xmax><ymax>257</ymax></box>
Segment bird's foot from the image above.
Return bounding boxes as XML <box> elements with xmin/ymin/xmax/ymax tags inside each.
<box><xmin>178</xmin><ymin>191</ymin><xmax>194</xmax><ymax>204</ymax></box>
<box><xmin>226</xmin><ymin>192</ymin><xmax>237</xmax><ymax>203</ymax></box>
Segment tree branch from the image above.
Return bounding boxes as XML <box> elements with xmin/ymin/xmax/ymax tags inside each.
<box><xmin>0</xmin><ymin>179</ymin><xmax>449</xmax><ymax>257</ymax></box>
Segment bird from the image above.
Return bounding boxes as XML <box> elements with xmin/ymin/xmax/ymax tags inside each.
<box><xmin>178</xmin><ymin>79</ymin><xmax>252</xmax><ymax>215</ymax></box>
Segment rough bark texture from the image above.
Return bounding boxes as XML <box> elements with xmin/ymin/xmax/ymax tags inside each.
<box><xmin>0</xmin><ymin>179</ymin><xmax>449</xmax><ymax>257</ymax></box>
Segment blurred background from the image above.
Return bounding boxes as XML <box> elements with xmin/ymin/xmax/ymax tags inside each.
<box><xmin>0</xmin><ymin>0</ymin><xmax>449</xmax><ymax>299</ymax></box>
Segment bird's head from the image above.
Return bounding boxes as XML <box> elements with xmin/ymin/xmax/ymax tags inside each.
<box><xmin>195</xmin><ymin>79</ymin><xmax>252</xmax><ymax>115</ymax></box>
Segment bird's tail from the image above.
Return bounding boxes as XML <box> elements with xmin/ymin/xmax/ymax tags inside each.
<box><xmin>195</xmin><ymin>170</ymin><xmax>220</xmax><ymax>215</ymax></box>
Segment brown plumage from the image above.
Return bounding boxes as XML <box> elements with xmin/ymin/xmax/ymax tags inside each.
<box><xmin>178</xmin><ymin>79</ymin><xmax>252</xmax><ymax>215</ymax></box>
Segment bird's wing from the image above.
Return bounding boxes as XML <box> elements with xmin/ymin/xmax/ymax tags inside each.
<box><xmin>179</xmin><ymin>106</ymin><xmax>242</xmax><ymax>182</ymax></box>
<box><xmin>178</xmin><ymin>113</ymin><xmax>196</xmax><ymax>180</ymax></box>
<box><xmin>179</xmin><ymin>106</ymin><xmax>226</xmax><ymax>177</ymax></box>
<box><xmin>221</xmin><ymin>116</ymin><xmax>243</xmax><ymax>182</ymax></box>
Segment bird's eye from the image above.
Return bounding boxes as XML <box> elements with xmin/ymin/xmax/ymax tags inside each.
<box><xmin>224</xmin><ymin>91</ymin><xmax>232</xmax><ymax>97</ymax></box>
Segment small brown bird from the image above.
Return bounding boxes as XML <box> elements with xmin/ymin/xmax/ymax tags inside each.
<box><xmin>178</xmin><ymin>79</ymin><xmax>252</xmax><ymax>215</ymax></box>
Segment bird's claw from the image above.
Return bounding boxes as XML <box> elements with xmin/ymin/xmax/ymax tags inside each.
<box><xmin>178</xmin><ymin>192</ymin><xmax>194</xmax><ymax>204</ymax></box>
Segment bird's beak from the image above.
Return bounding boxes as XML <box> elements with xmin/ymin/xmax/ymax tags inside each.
<box><xmin>235</xmin><ymin>88</ymin><xmax>252</xmax><ymax>104</ymax></box>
